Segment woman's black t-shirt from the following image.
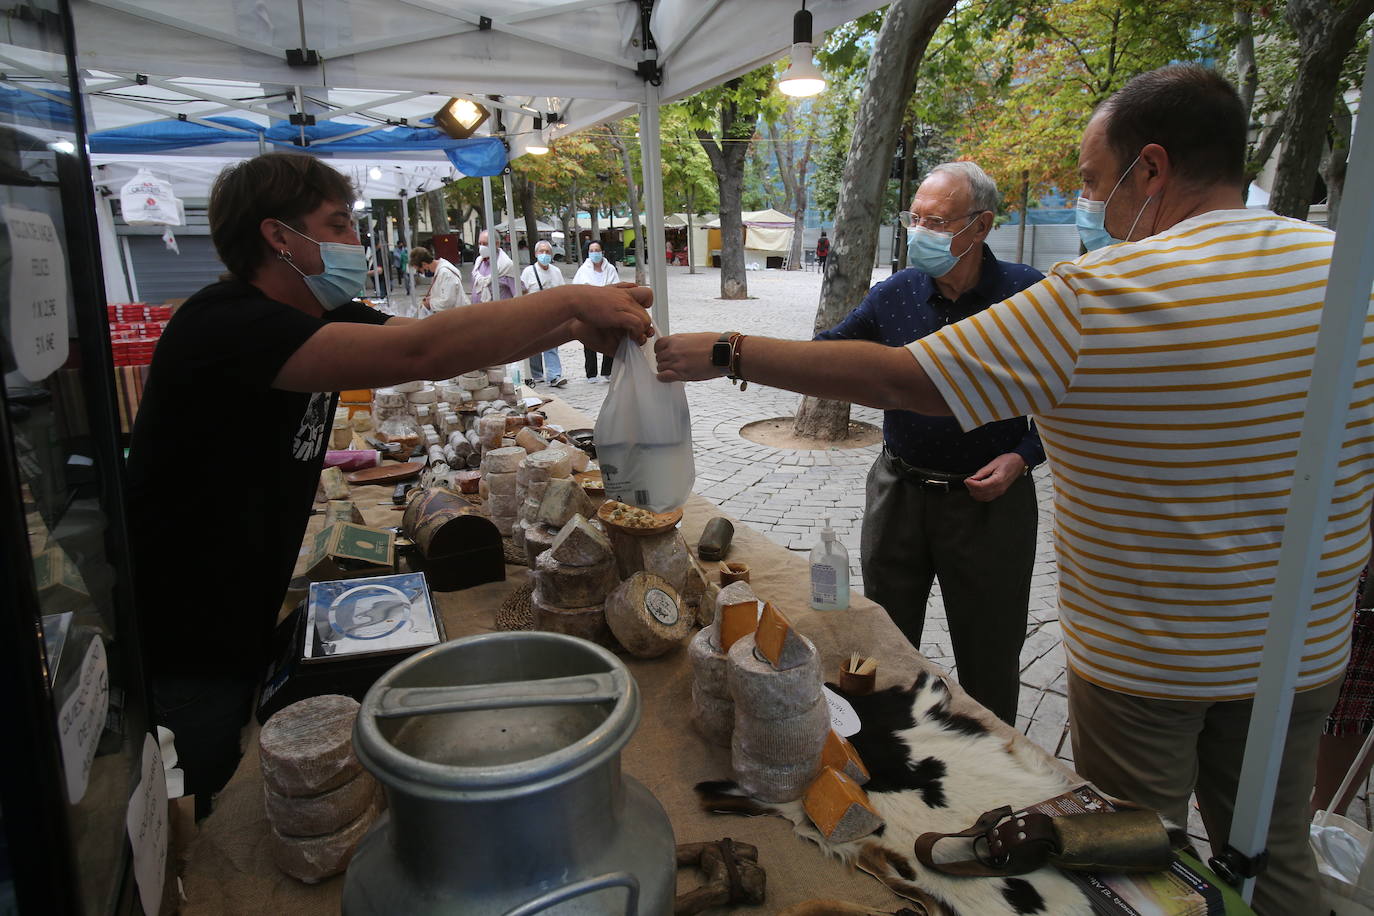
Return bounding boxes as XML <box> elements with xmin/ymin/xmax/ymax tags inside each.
<box><xmin>125</xmin><ymin>278</ymin><xmax>389</xmax><ymax>679</ymax></box>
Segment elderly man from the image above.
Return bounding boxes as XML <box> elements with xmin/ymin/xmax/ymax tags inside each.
<box><xmin>410</xmin><ymin>245</ymin><xmax>468</xmax><ymax>312</ymax></box>
<box><xmin>815</xmin><ymin>161</ymin><xmax>1044</xmax><ymax>725</ymax></box>
<box><xmin>655</xmin><ymin>65</ymin><xmax>1374</xmax><ymax>914</ymax></box>
<box><xmin>471</xmin><ymin>229</ymin><xmax>517</xmax><ymax>303</ymax></box>
<box><xmin>126</xmin><ymin>153</ymin><xmax>651</xmax><ymax>813</ymax></box>
<box><xmin>521</xmin><ymin>239</ymin><xmax>568</xmax><ymax>386</ymax></box>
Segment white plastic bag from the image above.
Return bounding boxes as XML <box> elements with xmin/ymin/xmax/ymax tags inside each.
<box><xmin>120</xmin><ymin>168</ymin><xmax>182</xmax><ymax>226</ymax></box>
<box><xmin>594</xmin><ymin>336</ymin><xmax>695</xmax><ymax>512</ymax></box>
<box><xmin>1311</xmin><ymin>728</ymin><xmax>1374</xmax><ymax>915</ymax></box>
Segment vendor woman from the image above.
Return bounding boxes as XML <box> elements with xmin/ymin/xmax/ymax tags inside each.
<box><xmin>125</xmin><ymin>153</ymin><xmax>652</xmax><ymax>815</ymax></box>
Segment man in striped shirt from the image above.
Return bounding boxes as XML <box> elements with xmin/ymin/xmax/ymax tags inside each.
<box><xmin>655</xmin><ymin>65</ymin><xmax>1373</xmax><ymax>914</ymax></box>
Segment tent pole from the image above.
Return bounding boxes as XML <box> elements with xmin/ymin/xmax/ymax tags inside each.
<box><xmin>503</xmin><ymin>167</ymin><xmax>522</xmax><ymax>296</ymax></box>
<box><xmin>639</xmin><ymin>81</ymin><xmax>668</xmax><ymax>334</ymax></box>
<box><xmin>481</xmin><ymin>174</ymin><xmax>499</xmax><ymax>287</ymax></box>
<box><xmin>1223</xmin><ymin>39</ymin><xmax>1374</xmax><ymax>902</ymax></box>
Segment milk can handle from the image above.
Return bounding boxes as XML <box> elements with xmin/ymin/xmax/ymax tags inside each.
<box><xmin>373</xmin><ymin>671</ymin><xmax>624</xmax><ymax>719</ymax></box>
<box><xmin>500</xmin><ymin>871</ymin><xmax>640</xmax><ymax>916</ymax></box>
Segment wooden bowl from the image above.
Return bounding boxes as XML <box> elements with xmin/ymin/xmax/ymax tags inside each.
<box><xmin>597</xmin><ymin>500</ymin><xmax>683</xmax><ymax>537</ymax></box>
<box><xmin>573</xmin><ymin>470</ymin><xmax>605</xmax><ymax>495</ymax></box>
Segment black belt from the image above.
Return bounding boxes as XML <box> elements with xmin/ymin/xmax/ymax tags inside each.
<box><xmin>884</xmin><ymin>448</ymin><xmax>970</xmax><ymax>491</ymax></box>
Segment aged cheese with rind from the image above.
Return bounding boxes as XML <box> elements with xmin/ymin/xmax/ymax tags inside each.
<box><xmin>524</xmin><ymin>523</ymin><xmax>558</xmax><ymax>567</ymax></box>
<box><xmin>731</xmin><ymin>753</ymin><xmax>819</xmax><ymax>804</ymax></box>
<box><xmin>732</xmin><ymin>700</ymin><xmax>828</xmax><ymax>766</ymax></box>
<box><xmin>526</xmin><ymin>448</ymin><xmax>573</xmax><ymax>479</ymax></box>
<box><xmin>531</xmin><ymin>589</ymin><xmax>613</xmax><ymax>646</ymax></box>
<box><xmin>821</xmin><ymin>730</ymin><xmax>871</xmax><ymax>786</ymax></box>
<box><xmin>727</xmin><ymin>633</ymin><xmax>821</xmax><ymax>719</ymax></box>
<box><xmin>320</xmin><ymin>466</ymin><xmax>349</xmax><ymax>501</ymax></box>
<box><xmin>265</xmin><ymin>769</ymin><xmax>377</xmax><ymax>838</ymax></box>
<box><xmin>754</xmin><ymin>602</ymin><xmax>813</xmax><ymax>671</ymax></box>
<box><xmin>691</xmin><ymin>682</ymin><xmax>733</xmax><ymax>747</ymax></box>
<box><xmin>486</xmin><ymin>492</ymin><xmax>520</xmax><ymax>517</ymax></box>
<box><xmin>604</xmin><ymin>572</ymin><xmax>692</xmax><ymax>658</ymax></box>
<box><xmin>549</xmin><ymin>515</ymin><xmax>614</xmax><ymax>567</ymax></box>
<box><xmin>270</xmin><ymin>790</ymin><xmax>383</xmax><ymax>883</ymax></box>
<box><xmin>803</xmin><ymin>766</ymin><xmax>884</xmax><ymax>843</ymax></box>
<box><xmin>515</xmin><ymin>427</ymin><xmax>548</xmax><ymax>453</ymax></box>
<box><xmin>606</xmin><ymin>528</ymin><xmax>692</xmax><ymax>593</ymax></box>
<box><xmin>532</xmin><ymin>550</ymin><xmax>619</xmax><ymax>608</ymax></box>
<box><xmin>485</xmin><ymin>471</ymin><xmax>517</xmax><ymax>496</ymax></box>
<box><xmin>260</xmin><ymin>695</ymin><xmax>362</xmax><ymax>797</ymax></box>
<box><xmin>689</xmin><ymin>624</ymin><xmax>731</xmax><ymax>696</ymax></box>
<box><xmin>481</xmin><ymin>446</ymin><xmax>525</xmax><ymax>474</ymax></box>
<box><xmin>536</xmin><ymin>477</ymin><xmax>597</xmax><ymax>529</ymax></box>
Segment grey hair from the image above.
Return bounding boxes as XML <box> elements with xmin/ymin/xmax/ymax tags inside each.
<box><xmin>535</xmin><ymin>239</ymin><xmax>553</xmax><ymax>252</ymax></box>
<box><xmin>928</xmin><ymin>161</ymin><xmax>999</xmax><ymax>213</ymax></box>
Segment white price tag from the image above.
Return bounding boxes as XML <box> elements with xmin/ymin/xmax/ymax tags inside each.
<box><xmin>126</xmin><ymin>732</ymin><xmax>168</xmax><ymax>916</ymax></box>
<box><xmin>57</xmin><ymin>637</ymin><xmax>108</xmax><ymax>803</ymax></box>
<box><xmin>5</xmin><ymin>205</ymin><xmax>68</xmax><ymax>381</ymax></box>
<box><xmin>822</xmin><ymin>685</ymin><xmax>861</xmax><ymax>737</ymax></box>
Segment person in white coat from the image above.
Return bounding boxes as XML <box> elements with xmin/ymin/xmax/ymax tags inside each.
<box><xmin>573</xmin><ymin>241</ymin><xmax>621</xmax><ymax>381</ymax></box>
<box><xmin>410</xmin><ymin>247</ymin><xmax>468</xmax><ymax>312</ymax></box>
<box><xmin>520</xmin><ymin>239</ymin><xmax>567</xmax><ymax>386</ymax></box>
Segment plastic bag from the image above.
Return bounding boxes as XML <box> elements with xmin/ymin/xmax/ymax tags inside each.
<box><xmin>594</xmin><ymin>336</ymin><xmax>695</xmax><ymax>512</ymax></box>
<box><xmin>119</xmin><ymin>168</ymin><xmax>182</xmax><ymax>226</ymax></box>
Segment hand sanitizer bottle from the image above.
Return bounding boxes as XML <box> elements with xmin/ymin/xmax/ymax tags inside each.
<box><xmin>810</xmin><ymin>517</ymin><xmax>849</xmax><ymax>610</ymax></box>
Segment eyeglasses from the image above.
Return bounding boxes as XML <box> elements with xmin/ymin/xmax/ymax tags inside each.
<box><xmin>899</xmin><ymin>210</ymin><xmax>982</xmax><ymax>231</ymax></box>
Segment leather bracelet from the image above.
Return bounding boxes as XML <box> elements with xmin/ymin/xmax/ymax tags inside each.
<box><xmin>728</xmin><ymin>333</ymin><xmax>748</xmax><ymax>391</ymax></box>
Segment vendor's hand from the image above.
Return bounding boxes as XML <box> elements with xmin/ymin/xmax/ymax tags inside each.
<box><xmin>654</xmin><ymin>333</ymin><xmax>728</xmax><ymax>382</ymax></box>
<box><xmin>964</xmin><ymin>452</ymin><xmax>1026</xmax><ymax>502</ymax></box>
<box><xmin>570</xmin><ymin>284</ymin><xmax>654</xmax><ymax>345</ymax></box>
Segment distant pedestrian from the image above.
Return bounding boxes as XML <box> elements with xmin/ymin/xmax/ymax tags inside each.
<box><xmin>391</xmin><ymin>240</ymin><xmax>410</xmax><ymax>294</ymax></box>
<box><xmin>573</xmin><ymin>241</ymin><xmax>621</xmax><ymax>382</ymax></box>
<box><xmin>815</xmin><ymin>231</ymin><xmax>830</xmax><ymax>269</ymax></box>
<box><xmin>471</xmin><ymin>229</ymin><xmax>516</xmax><ymax>303</ymax></box>
<box><xmin>410</xmin><ymin>246</ymin><xmax>468</xmax><ymax>312</ymax></box>
<box><xmin>521</xmin><ymin>240</ymin><xmax>568</xmax><ymax>387</ymax></box>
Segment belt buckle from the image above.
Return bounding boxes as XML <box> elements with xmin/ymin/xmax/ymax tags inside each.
<box><xmin>921</xmin><ymin>477</ymin><xmax>951</xmax><ymax>491</ymax></box>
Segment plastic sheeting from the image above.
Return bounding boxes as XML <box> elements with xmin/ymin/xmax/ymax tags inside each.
<box><xmin>744</xmin><ymin>226</ymin><xmax>790</xmax><ymax>254</ymax></box>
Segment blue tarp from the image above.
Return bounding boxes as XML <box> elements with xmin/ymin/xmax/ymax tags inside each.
<box><xmin>0</xmin><ymin>86</ymin><xmax>77</xmax><ymax>129</ymax></box>
<box><xmin>88</xmin><ymin>116</ymin><xmax>508</xmax><ymax>176</ymax></box>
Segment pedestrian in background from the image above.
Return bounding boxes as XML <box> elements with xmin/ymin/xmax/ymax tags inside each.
<box><xmin>573</xmin><ymin>240</ymin><xmax>620</xmax><ymax>382</ymax></box>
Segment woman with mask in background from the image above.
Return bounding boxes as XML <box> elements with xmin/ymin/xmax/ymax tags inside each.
<box><xmin>573</xmin><ymin>240</ymin><xmax>621</xmax><ymax>382</ymax></box>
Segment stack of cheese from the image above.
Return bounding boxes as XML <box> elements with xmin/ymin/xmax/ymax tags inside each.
<box><xmin>456</xmin><ymin>370</ymin><xmax>490</xmax><ymax>403</ymax></box>
<box><xmin>803</xmin><ymin>731</ymin><xmax>884</xmax><ymax>843</ymax></box>
<box><xmin>689</xmin><ymin>581</ymin><xmax>759</xmax><ymax>746</ymax></box>
<box><xmin>515</xmin><ymin>447</ymin><xmax>576</xmax><ymax>560</ymax></box>
<box><xmin>479</xmin><ymin>446</ymin><xmax>525</xmax><ymax>535</ymax></box>
<box><xmin>531</xmin><ymin>514</ymin><xmax>620</xmax><ymax>646</ymax></box>
<box><xmin>260</xmin><ymin>695</ymin><xmax>382</xmax><ymax>884</ymax></box>
<box><xmin>605</xmin><ymin>525</ymin><xmax>710</xmax><ymax>625</ymax></box>
<box><xmin>727</xmin><ymin>603</ymin><xmax>828</xmax><ymax>803</ymax></box>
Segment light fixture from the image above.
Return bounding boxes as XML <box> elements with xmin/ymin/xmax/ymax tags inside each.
<box><xmin>369</xmin><ymin>166</ymin><xmax>382</xmax><ymax>180</ymax></box>
<box><xmin>49</xmin><ymin>139</ymin><xmax>76</xmax><ymax>154</ymax></box>
<box><xmin>434</xmin><ymin>97</ymin><xmax>490</xmax><ymax>140</ymax></box>
<box><xmin>353</xmin><ymin>199</ymin><xmax>367</xmax><ymax>211</ymax></box>
<box><xmin>778</xmin><ymin>5</ymin><xmax>826</xmax><ymax>98</ymax></box>
<box><xmin>527</xmin><ymin>116</ymin><xmax>549</xmax><ymax>156</ymax></box>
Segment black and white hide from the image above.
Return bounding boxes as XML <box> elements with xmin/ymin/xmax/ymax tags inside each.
<box><xmin>696</xmin><ymin>672</ymin><xmax>1093</xmax><ymax>916</ymax></box>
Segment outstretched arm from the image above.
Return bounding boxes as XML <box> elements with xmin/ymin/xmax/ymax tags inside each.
<box><xmin>653</xmin><ymin>333</ymin><xmax>951</xmax><ymax>416</ymax></box>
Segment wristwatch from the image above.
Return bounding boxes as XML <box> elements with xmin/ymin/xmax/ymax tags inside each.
<box><xmin>711</xmin><ymin>332</ymin><xmax>739</xmax><ymax>372</ymax></box>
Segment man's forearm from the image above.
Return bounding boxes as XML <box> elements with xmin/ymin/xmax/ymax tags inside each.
<box><xmin>732</xmin><ymin>338</ymin><xmax>951</xmax><ymax>415</ymax></box>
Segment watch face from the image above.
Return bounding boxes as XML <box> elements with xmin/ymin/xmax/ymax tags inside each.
<box><xmin>712</xmin><ymin>341</ymin><xmax>731</xmax><ymax>367</ymax></box>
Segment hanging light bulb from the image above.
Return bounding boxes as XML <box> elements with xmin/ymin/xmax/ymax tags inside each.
<box><xmin>527</xmin><ymin>116</ymin><xmax>550</xmax><ymax>156</ymax></box>
<box><xmin>369</xmin><ymin>166</ymin><xmax>383</xmax><ymax>180</ymax></box>
<box><xmin>778</xmin><ymin>5</ymin><xmax>826</xmax><ymax>98</ymax></box>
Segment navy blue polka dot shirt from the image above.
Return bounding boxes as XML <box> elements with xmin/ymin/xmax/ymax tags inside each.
<box><xmin>816</xmin><ymin>244</ymin><xmax>1046</xmax><ymax>474</ymax></box>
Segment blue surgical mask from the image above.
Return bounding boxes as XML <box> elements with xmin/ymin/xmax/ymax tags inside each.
<box><xmin>589</xmin><ymin>250</ymin><xmax>604</xmax><ymax>264</ymax></box>
<box><xmin>906</xmin><ymin>217</ymin><xmax>980</xmax><ymax>278</ymax></box>
<box><xmin>1076</xmin><ymin>154</ymin><xmax>1152</xmax><ymax>252</ymax></box>
<box><xmin>537</xmin><ymin>252</ymin><xmax>553</xmax><ymax>266</ymax></box>
<box><xmin>277</xmin><ymin>221</ymin><xmax>366</xmax><ymax>310</ymax></box>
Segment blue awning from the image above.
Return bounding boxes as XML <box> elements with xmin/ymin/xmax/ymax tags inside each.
<box><xmin>0</xmin><ymin>86</ymin><xmax>77</xmax><ymax>129</ymax></box>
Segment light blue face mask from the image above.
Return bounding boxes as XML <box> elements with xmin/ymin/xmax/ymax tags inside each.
<box><xmin>1075</xmin><ymin>154</ymin><xmax>1152</xmax><ymax>252</ymax></box>
<box><xmin>589</xmin><ymin>250</ymin><xmax>604</xmax><ymax>264</ymax></box>
<box><xmin>276</xmin><ymin>221</ymin><xmax>366</xmax><ymax>310</ymax></box>
<box><xmin>906</xmin><ymin>216</ymin><xmax>981</xmax><ymax>278</ymax></box>
<box><xmin>537</xmin><ymin>252</ymin><xmax>553</xmax><ymax>266</ymax></box>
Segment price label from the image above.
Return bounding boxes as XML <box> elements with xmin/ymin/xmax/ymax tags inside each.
<box><xmin>57</xmin><ymin>637</ymin><xmax>108</xmax><ymax>803</ymax></box>
<box><xmin>5</xmin><ymin>205</ymin><xmax>68</xmax><ymax>381</ymax></box>
<box><xmin>822</xmin><ymin>685</ymin><xmax>861</xmax><ymax>737</ymax></box>
<box><xmin>126</xmin><ymin>732</ymin><xmax>168</xmax><ymax>916</ymax></box>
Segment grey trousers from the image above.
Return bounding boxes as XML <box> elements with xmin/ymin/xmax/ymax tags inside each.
<box><xmin>860</xmin><ymin>451</ymin><xmax>1038</xmax><ymax>724</ymax></box>
<box><xmin>1069</xmin><ymin>671</ymin><xmax>1340</xmax><ymax>916</ymax></box>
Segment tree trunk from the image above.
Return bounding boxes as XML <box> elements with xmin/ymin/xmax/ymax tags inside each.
<box><xmin>896</xmin><ymin>122</ymin><xmax>914</xmax><ymax>271</ymax></box>
<box><xmin>1322</xmin><ymin>93</ymin><xmax>1352</xmax><ymax>229</ymax></box>
<box><xmin>1234</xmin><ymin>10</ymin><xmax>1259</xmax><ymax>122</ymax></box>
<box><xmin>686</xmin><ymin>187</ymin><xmax>697</xmax><ymax>275</ymax></box>
<box><xmin>1015</xmin><ymin>170</ymin><xmax>1030</xmax><ymax>263</ymax></box>
<box><xmin>1269</xmin><ymin>0</ymin><xmax>1374</xmax><ymax>218</ymax></box>
<box><xmin>427</xmin><ymin>189</ymin><xmax>451</xmax><ymax>233</ymax></box>
<box><xmin>697</xmin><ymin>85</ymin><xmax>753</xmax><ymax>300</ymax></box>
<box><xmin>793</xmin><ymin>0</ymin><xmax>956</xmax><ymax>440</ymax></box>
<box><xmin>608</xmin><ymin>129</ymin><xmax>648</xmax><ymax>284</ymax></box>
<box><xmin>520</xmin><ymin>177</ymin><xmax>539</xmax><ymax>265</ymax></box>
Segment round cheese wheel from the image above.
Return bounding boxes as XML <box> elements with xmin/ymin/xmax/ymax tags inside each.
<box><xmin>732</xmin><ymin>700</ymin><xmax>829</xmax><ymax>766</ymax></box>
<box><xmin>392</xmin><ymin>380</ymin><xmax>424</xmax><ymax>394</ymax></box>
<box><xmin>731</xmin><ymin>750</ymin><xmax>820</xmax><ymax>804</ymax></box>
<box><xmin>265</xmin><ymin>769</ymin><xmax>378</xmax><ymax>838</ymax></box>
<box><xmin>259</xmin><ymin>695</ymin><xmax>362</xmax><ymax>797</ymax></box>
<box><xmin>526</xmin><ymin>448</ymin><xmax>572</xmax><ymax>479</ymax></box>
<box><xmin>486</xmin><ymin>492</ymin><xmax>520</xmax><ymax>517</ymax></box>
<box><xmin>604</xmin><ymin>573</ymin><xmax>693</xmax><ymax>658</ymax></box>
<box><xmin>691</xmin><ymin>682</ymin><xmax>734</xmax><ymax>748</ymax></box>
<box><xmin>372</xmin><ymin>389</ymin><xmax>407</xmax><ymax>407</ymax></box>
<box><xmin>523</xmin><ymin>523</ymin><xmax>558</xmax><ymax>567</ymax></box>
<box><xmin>532</xmin><ymin>551</ymin><xmax>619</xmax><ymax>608</ymax></box>
<box><xmin>269</xmin><ymin>790</ymin><xmax>382</xmax><ymax>883</ymax></box>
<box><xmin>481</xmin><ymin>446</ymin><xmax>525</xmax><ymax>474</ymax></box>
<box><xmin>726</xmin><ymin>633</ymin><xmax>821</xmax><ymax>720</ymax></box>
<box><xmin>531</xmin><ymin>589</ymin><xmax>614</xmax><ymax>647</ymax></box>
<box><xmin>689</xmin><ymin>624</ymin><xmax>731</xmax><ymax>697</ymax></box>
<box><xmin>485</xmin><ymin>471</ymin><xmax>517</xmax><ymax>495</ymax></box>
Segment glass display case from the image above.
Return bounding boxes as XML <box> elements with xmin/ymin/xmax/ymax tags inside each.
<box><xmin>0</xmin><ymin>0</ymin><xmax>151</xmax><ymax>913</ymax></box>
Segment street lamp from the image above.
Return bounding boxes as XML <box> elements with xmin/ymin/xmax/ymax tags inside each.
<box><xmin>778</xmin><ymin>5</ymin><xmax>826</xmax><ymax>98</ymax></box>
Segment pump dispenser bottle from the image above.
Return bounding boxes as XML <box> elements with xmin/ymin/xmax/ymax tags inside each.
<box><xmin>809</xmin><ymin>517</ymin><xmax>850</xmax><ymax>610</ymax></box>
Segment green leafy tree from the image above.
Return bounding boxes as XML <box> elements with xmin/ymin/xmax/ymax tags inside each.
<box><xmin>661</xmin><ymin>104</ymin><xmax>718</xmax><ymax>274</ymax></box>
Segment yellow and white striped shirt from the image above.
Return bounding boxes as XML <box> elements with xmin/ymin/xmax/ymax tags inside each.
<box><xmin>909</xmin><ymin>209</ymin><xmax>1374</xmax><ymax>701</ymax></box>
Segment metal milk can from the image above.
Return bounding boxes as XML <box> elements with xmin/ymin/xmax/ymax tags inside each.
<box><xmin>343</xmin><ymin>631</ymin><xmax>676</xmax><ymax>915</ymax></box>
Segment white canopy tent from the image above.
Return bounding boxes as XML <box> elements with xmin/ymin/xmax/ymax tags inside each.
<box><xmin>55</xmin><ymin>4</ymin><xmax>1374</xmax><ymax>901</ymax></box>
<box><xmin>704</xmin><ymin>207</ymin><xmax>795</xmax><ymax>265</ymax></box>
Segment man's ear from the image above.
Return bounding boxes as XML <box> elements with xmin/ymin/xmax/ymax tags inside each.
<box><xmin>1139</xmin><ymin>142</ymin><xmax>1171</xmax><ymax>198</ymax></box>
<box><xmin>260</xmin><ymin>218</ymin><xmax>290</xmax><ymax>256</ymax></box>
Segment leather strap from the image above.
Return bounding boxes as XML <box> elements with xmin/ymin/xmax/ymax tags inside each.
<box><xmin>913</xmin><ymin>807</ymin><xmax>1038</xmax><ymax>877</ymax></box>
<box><xmin>717</xmin><ymin>837</ymin><xmax>746</xmax><ymax>904</ymax></box>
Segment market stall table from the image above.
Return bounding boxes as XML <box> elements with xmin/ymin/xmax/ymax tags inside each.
<box><xmin>176</xmin><ymin>396</ymin><xmax>1078</xmax><ymax>914</ymax></box>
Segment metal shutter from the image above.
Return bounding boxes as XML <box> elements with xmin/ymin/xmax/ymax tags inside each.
<box><xmin>123</xmin><ymin>234</ymin><xmax>225</xmax><ymax>304</ymax></box>
<box><xmin>987</xmin><ymin>225</ymin><xmax>1085</xmax><ymax>274</ymax></box>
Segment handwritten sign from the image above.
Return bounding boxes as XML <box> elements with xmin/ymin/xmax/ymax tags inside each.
<box><xmin>126</xmin><ymin>732</ymin><xmax>167</xmax><ymax>916</ymax></box>
<box><xmin>57</xmin><ymin>637</ymin><xmax>108</xmax><ymax>803</ymax></box>
<box><xmin>5</xmin><ymin>205</ymin><xmax>68</xmax><ymax>381</ymax></box>
<box><xmin>822</xmin><ymin>684</ymin><xmax>861</xmax><ymax>737</ymax></box>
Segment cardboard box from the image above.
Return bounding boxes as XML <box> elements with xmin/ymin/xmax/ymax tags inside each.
<box><xmin>305</xmin><ymin>522</ymin><xmax>395</xmax><ymax>581</ymax></box>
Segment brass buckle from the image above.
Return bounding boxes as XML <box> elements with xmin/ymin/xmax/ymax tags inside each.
<box><xmin>920</xmin><ymin>477</ymin><xmax>951</xmax><ymax>491</ymax></box>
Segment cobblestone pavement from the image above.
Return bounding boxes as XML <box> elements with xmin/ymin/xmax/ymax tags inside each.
<box><xmin>400</xmin><ymin>264</ymin><xmax>1368</xmax><ymax>851</ymax></box>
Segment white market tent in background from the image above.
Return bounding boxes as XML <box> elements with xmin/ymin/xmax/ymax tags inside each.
<box><xmin>704</xmin><ymin>207</ymin><xmax>796</xmax><ymax>266</ymax></box>
<box><xmin>54</xmin><ymin>2</ymin><xmax>1374</xmax><ymax>903</ymax></box>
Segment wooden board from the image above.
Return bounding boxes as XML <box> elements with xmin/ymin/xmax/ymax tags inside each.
<box><xmin>573</xmin><ymin>470</ymin><xmax>605</xmax><ymax>495</ymax></box>
<box><xmin>597</xmin><ymin>500</ymin><xmax>683</xmax><ymax>537</ymax></box>
<box><xmin>345</xmin><ymin>460</ymin><xmax>425</xmax><ymax>486</ymax></box>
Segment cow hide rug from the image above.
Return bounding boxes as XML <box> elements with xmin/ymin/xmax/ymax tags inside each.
<box><xmin>696</xmin><ymin>671</ymin><xmax>1093</xmax><ymax>916</ymax></box>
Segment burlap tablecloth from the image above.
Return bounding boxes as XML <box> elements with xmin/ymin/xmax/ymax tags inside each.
<box><xmin>178</xmin><ymin>397</ymin><xmax>1075</xmax><ymax>914</ymax></box>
